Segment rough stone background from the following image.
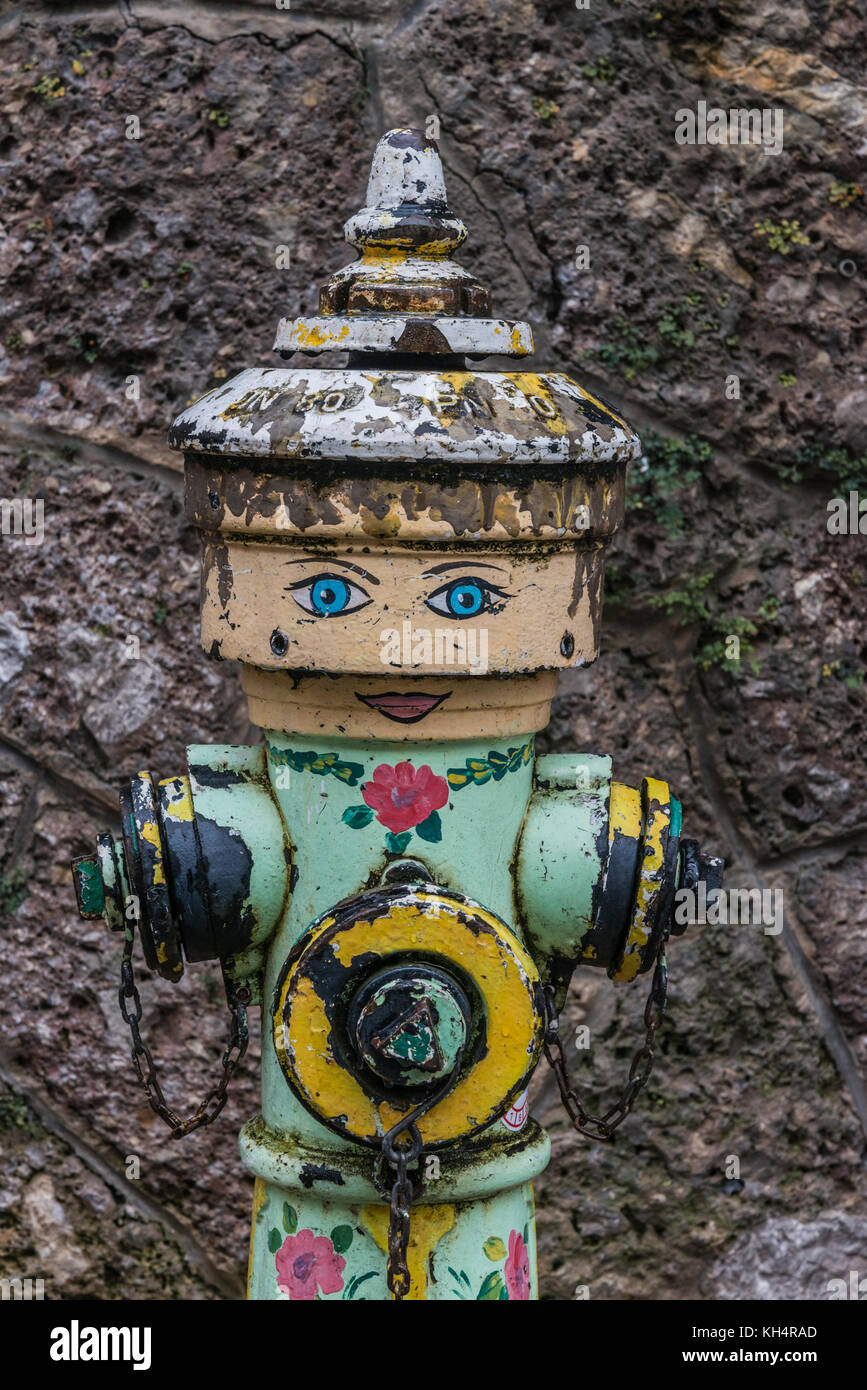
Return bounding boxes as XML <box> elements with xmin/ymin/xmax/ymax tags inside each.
<box><xmin>1</xmin><ymin>0</ymin><xmax>865</xmax><ymax>1301</ymax></box>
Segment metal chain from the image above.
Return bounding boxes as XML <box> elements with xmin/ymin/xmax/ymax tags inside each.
<box><xmin>117</xmin><ymin>922</ymin><xmax>250</xmax><ymax>1140</ymax></box>
<box><xmin>382</xmin><ymin>1123</ymin><xmax>422</xmax><ymax>1300</ymax></box>
<box><xmin>542</xmin><ymin>936</ymin><xmax>669</xmax><ymax>1141</ymax></box>
<box><xmin>379</xmin><ymin>1041</ymin><xmax>467</xmax><ymax>1300</ymax></box>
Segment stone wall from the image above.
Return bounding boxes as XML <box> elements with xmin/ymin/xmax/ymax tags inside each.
<box><xmin>1</xmin><ymin>0</ymin><xmax>865</xmax><ymax>1299</ymax></box>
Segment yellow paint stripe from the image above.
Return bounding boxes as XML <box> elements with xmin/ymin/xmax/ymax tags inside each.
<box><xmin>573</xmin><ymin>381</ymin><xmax>627</xmax><ymax>429</ymax></box>
<box><xmin>247</xmin><ymin>1177</ymin><xmax>268</xmax><ymax>1300</ymax></box>
<box><xmin>158</xmin><ymin>776</ymin><xmax>195</xmax><ymax>823</ymax></box>
<box><xmin>361</xmin><ymin>1203</ymin><xmax>455</xmax><ymax>1300</ymax></box>
<box><xmin>609</xmin><ymin>781</ymin><xmax>642</xmax><ymax>843</ymax></box>
<box><xmin>139</xmin><ymin>819</ymin><xmax>165</xmax><ymax>886</ymax></box>
<box><xmin>612</xmin><ymin>777</ymin><xmax>670</xmax><ymax>982</ymax></box>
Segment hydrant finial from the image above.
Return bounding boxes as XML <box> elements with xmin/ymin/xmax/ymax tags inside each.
<box><xmin>362</xmin><ymin>126</ymin><xmax>451</xmax><ymax>214</ymax></box>
<box><xmin>318</xmin><ymin>125</ymin><xmax>488</xmax><ymax>318</ymax></box>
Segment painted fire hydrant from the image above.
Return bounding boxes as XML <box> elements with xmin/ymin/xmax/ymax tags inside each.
<box><xmin>72</xmin><ymin>128</ymin><xmax>721</xmax><ymax>1302</ymax></box>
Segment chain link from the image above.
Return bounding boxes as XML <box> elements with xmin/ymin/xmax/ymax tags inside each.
<box><xmin>542</xmin><ymin>935</ymin><xmax>669</xmax><ymax>1141</ymax></box>
<box><xmin>378</xmin><ymin>1041</ymin><xmax>466</xmax><ymax>1300</ymax></box>
<box><xmin>118</xmin><ymin>922</ymin><xmax>249</xmax><ymax>1140</ymax></box>
<box><xmin>382</xmin><ymin>1124</ymin><xmax>422</xmax><ymax>1300</ymax></box>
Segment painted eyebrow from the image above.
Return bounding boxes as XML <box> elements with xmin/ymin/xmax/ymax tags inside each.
<box><xmin>282</xmin><ymin>556</ymin><xmax>379</xmax><ymax>585</ymax></box>
<box><xmin>422</xmin><ymin>561</ymin><xmax>508</xmax><ymax>576</ymax></box>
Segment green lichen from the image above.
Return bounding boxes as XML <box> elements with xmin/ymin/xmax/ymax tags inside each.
<box><xmin>828</xmin><ymin>180</ymin><xmax>863</xmax><ymax>209</ymax></box>
<box><xmin>0</xmin><ymin>866</ymin><xmax>28</xmax><ymax>917</ymax></box>
<box><xmin>753</xmin><ymin>218</ymin><xmax>809</xmax><ymax>254</ymax></box>
<box><xmin>582</xmin><ymin>56</ymin><xmax>615</xmax><ymax>81</ymax></box>
<box><xmin>648</xmin><ymin>572</ymin><xmax>714</xmax><ymax>624</ymax></box>
<box><xmin>0</xmin><ymin>1091</ymin><xmax>35</xmax><ymax>1133</ymax></box>
<box><xmin>823</xmin><ymin>660</ymin><xmax>865</xmax><ymax>691</ymax></box>
<box><xmin>779</xmin><ymin>442</ymin><xmax>867</xmax><ymax>491</ymax></box>
<box><xmin>31</xmin><ymin>74</ymin><xmax>65</xmax><ymax>101</ymax></box>
<box><xmin>531</xmin><ymin>96</ymin><xmax>559</xmax><ymax>122</ymax></box>
<box><xmin>628</xmin><ymin>430</ymin><xmax>711</xmax><ymax>535</ymax></box>
<box><xmin>593</xmin><ymin>318</ymin><xmax>659</xmax><ymax>382</ymax></box>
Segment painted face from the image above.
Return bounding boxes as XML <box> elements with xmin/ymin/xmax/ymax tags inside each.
<box><xmin>240</xmin><ymin>668</ymin><xmax>561</xmax><ymax>740</ymax></box>
<box><xmin>200</xmin><ymin>541</ymin><xmax>607</xmax><ymax>684</ymax></box>
<box><xmin>286</xmin><ymin>558</ymin><xmax>512</xmax><ymax>627</ymax></box>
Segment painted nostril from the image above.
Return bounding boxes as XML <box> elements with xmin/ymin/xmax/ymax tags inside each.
<box><xmin>270</xmin><ymin>629</ymin><xmax>289</xmax><ymax>657</ymax></box>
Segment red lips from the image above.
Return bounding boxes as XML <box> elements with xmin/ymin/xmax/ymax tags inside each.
<box><xmin>355</xmin><ymin>691</ymin><xmax>451</xmax><ymax>723</ymax></box>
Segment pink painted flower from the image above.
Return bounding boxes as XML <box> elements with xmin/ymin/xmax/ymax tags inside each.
<box><xmin>275</xmin><ymin>1229</ymin><xmax>346</xmax><ymax>1301</ymax></box>
<box><xmin>361</xmin><ymin>761</ymin><xmax>449</xmax><ymax>834</ymax></box>
<box><xmin>504</xmin><ymin>1229</ymin><xmax>530</xmax><ymax>1301</ymax></box>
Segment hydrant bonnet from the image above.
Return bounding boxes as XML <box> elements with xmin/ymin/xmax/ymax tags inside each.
<box><xmin>169</xmin><ymin>128</ymin><xmax>641</xmax><ymax>691</ymax></box>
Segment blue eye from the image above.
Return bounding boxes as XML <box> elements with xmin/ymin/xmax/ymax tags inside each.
<box><xmin>288</xmin><ymin>573</ymin><xmax>371</xmax><ymax>617</ymax></box>
<box><xmin>311</xmin><ymin>578</ymin><xmax>348</xmax><ymax>614</ymax></box>
<box><xmin>425</xmin><ymin>577</ymin><xmax>510</xmax><ymax>620</ymax></box>
<box><xmin>448</xmin><ymin>582</ymin><xmax>484</xmax><ymax>616</ymax></box>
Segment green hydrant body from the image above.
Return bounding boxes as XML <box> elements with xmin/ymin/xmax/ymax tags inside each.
<box><xmin>72</xmin><ymin>128</ymin><xmax>721</xmax><ymax>1301</ymax></box>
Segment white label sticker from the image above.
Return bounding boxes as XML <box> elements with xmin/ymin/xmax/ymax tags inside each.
<box><xmin>501</xmin><ymin>1089</ymin><xmax>529</xmax><ymax>1131</ymax></box>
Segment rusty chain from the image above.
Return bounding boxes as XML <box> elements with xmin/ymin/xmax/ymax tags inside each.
<box><xmin>118</xmin><ymin>920</ymin><xmax>250</xmax><ymax>1140</ymax></box>
<box><xmin>379</xmin><ymin>1040</ymin><xmax>467</xmax><ymax>1300</ymax></box>
<box><xmin>542</xmin><ymin>934</ymin><xmax>670</xmax><ymax>1141</ymax></box>
<box><xmin>381</xmin><ymin>1122</ymin><xmax>422</xmax><ymax>1299</ymax></box>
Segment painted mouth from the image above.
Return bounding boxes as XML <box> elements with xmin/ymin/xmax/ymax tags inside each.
<box><xmin>355</xmin><ymin>691</ymin><xmax>451</xmax><ymax>723</ymax></box>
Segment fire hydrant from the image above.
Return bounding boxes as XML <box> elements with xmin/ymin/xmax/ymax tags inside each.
<box><xmin>72</xmin><ymin>128</ymin><xmax>721</xmax><ymax>1302</ymax></box>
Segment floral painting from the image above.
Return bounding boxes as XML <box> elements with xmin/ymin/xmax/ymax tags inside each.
<box><xmin>270</xmin><ymin>1205</ymin><xmax>377</xmax><ymax>1300</ymax></box>
<box><xmin>449</xmin><ymin>1226</ymin><xmax>532</xmax><ymax>1300</ymax></box>
<box><xmin>275</xmin><ymin>1228</ymin><xmax>346</xmax><ymax>1301</ymax></box>
<box><xmin>268</xmin><ymin>741</ymin><xmax>533</xmax><ymax>852</ymax></box>
<box><xmin>342</xmin><ymin>761</ymin><xmax>449</xmax><ymax>851</ymax></box>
